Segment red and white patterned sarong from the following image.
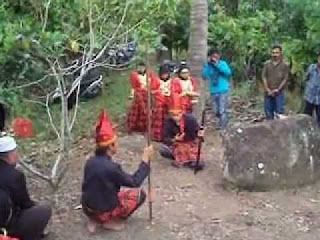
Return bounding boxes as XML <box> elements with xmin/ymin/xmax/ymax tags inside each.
<box><xmin>173</xmin><ymin>140</ymin><xmax>199</xmax><ymax>167</ymax></box>
<box><xmin>151</xmin><ymin>97</ymin><xmax>169</xmax><ymax>142</ymax></box>
<box><xmin>84</xmin><ymin>189</ymin><xmax>141</xmax><ymax>224</ymax></box>
<box><xmin>126</xmin><ymin>90</ymin><xmax>147</xmax><ymax>133</ymax></box>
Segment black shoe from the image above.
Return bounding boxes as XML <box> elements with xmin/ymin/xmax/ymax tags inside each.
<box><xmin>186</xmin><ymin>161</ymin><xmax>205</xmax><ymax>170</ymax></box>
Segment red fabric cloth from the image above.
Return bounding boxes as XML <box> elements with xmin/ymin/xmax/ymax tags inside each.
<box><xmin>151</xmin><ymin>97</ymin><xmax>169</xmax><ymax>142</ymax></box>
<box><xmin>173</xmin><ymin>139</ymin><xmax>199</xmax><ymax>167</ymax></box>
<box><xmin>0</xmin><ymin>229</ymin><xmax>19</xmax><ymax>240</ymax></box>
<box><xmin>0</xmin><ymin>236</ymin><xmax>19</xmax><ymax>240</ymax></box>
<box><xmin>150</xmin><ymin>76</ymin><xmax>173</xmax><ymax>141</ymax></box>
<box><xmin>168</xmin><ymin>93</ymin><xmax>183</xmax><ymax>112</ymax></box>
<box><xmin>127</xmin><ymin>71</ymin><xmax>160</xmax><ymax>133</ymax></box>
<box><xmin>12</xmin><ymin>118</ymin><xmax>33</xmax><ymax>138</ymax></box>
<box><xmin>86</xmin><ymin>189</ymin><xmax>140</xmax><ymax>224</ymax></box>
<box><xmin>171</xmin><ymin>77</ymin><xmax>197</xmax><ymax>113</ymax></box>
<box><xmin>126</xmin><ymin>90</ymin><xmax>147</xmax><ymax>133</ymax></box>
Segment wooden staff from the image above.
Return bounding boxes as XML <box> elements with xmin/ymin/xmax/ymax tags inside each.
<box><xmin>194</xmin><ymin>107</ymin><xmax>206</xmax><ymax>175</ymax></box>
<box><xmin>146</xmin><ymin>54</ymin><xmax>153</xmax><ymax>221</ymax></box>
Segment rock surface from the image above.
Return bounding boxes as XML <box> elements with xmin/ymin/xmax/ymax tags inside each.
<box><xmin>223</xmin><ymin>114</ymin><xmax>320</xmax><ymax>190</ymax></box>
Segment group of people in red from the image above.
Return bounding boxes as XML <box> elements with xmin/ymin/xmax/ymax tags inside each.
<box><xmin>0</xmin><ymin>61</ymin><xmax>206</xmax><ymax>239</ymax></box>
<box><xmin>126</xmin><ymin>61</ymin><xmax>204</xmax><ymax>168</ymax></box>
<box><xmin>78</xmin><ymin>61</ymin><xmax>206</xmax><ymax>233</ymax></box>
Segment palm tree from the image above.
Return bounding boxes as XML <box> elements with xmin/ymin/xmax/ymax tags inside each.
<box><xmin>188</xmin><ymin>0</ymin><xmax>208</xmax><ymax>119</ymax></box>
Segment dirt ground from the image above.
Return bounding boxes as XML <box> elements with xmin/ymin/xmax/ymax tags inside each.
<box><xmin>25</xmin><ymin>122</ymin><xmax>320</xmax><ymax>240</ymax></box>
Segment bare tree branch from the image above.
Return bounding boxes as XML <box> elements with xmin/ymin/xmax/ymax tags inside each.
<box><xmin>87</xmin><ymin>0</ymin><xmax>95</xmax><ymax>62</ymax></box>
<box><xmin>19</xmin><ymin>159</ymin><xmax>51</xmax><ymax>182</ymax></box>
<box><xmin>9</xmin><ymin>75</ymin><xmax>49</xmax><ymax>90</ymax></box>
<box><xmin>45</xmin><ymin>93</ymin><xmax>61</xmax><ymax>140</ymax></box>
<box><xmin>68</xmin><ymin>83</ymin><xmax>81</xmax><ymax>132</ymax></box>
<box><xmin>24</xmin><ymin>99</ymin><xmax>46</xmax><ymax>107</ymax></box>
<box><xmin>91</xmin><ymin>0</ymin><xmax>129</xmax><ymax>64</ymax></box>
<box><xmin>51</xmin><ymin>154</ymin><xmax>61</xmax><ymax>179</ymax></box>
<box><xmin>20</xmin><ymin>0</ymin><xmax>136</xmax><ymax>189</ymax></box>
<box><xmin>42</xmin><ymin>0</ymin><xmax>52</xmax><ymax>32</ymax></box>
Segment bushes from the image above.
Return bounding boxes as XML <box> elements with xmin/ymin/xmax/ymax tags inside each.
<box><xmin>208</xmin><ymin>0</ymin><xmax>320</xmax><ymax>91</ymax></box>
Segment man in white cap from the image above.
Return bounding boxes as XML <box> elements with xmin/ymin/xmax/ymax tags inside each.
<box><xmin>0</xmin><ymin>135</ymin><xmax>52</xmax><ymax>240</ymax></box>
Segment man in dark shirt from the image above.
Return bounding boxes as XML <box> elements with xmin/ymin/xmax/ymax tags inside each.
<box><xmin>159</xmin><ymin>94</ymin><xmax>204</xmax><ymax>169</ymax></box>
<box><xmin>81</xmin><ymin>110</ymin><xmax>153</xmax><ymax>233</ymax></box>
<box><xmin>262</xmin><ymin>45</ymin><xmax>289</xmax><ymax>120</ymax></box>
<box><xmin>0</xmin><ymin>134</ymin><xmax>51</xmax><ymax>240</ymax></box>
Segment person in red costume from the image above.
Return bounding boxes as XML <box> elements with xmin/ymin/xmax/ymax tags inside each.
<box><xmin>151</xmin><ymin>65</ymin><xmax>172</xmax><ymax>141</ymax></box>
<box><xmin>126</xmin><ymin>62</ymin><xmax>160</xmax><ymax>133</ymax></box>
<box><xmin>160</xmin><ymin>94</ymin><xmax>204</xmax><ymax>169</ymax></box>
<box><xmin>171</xmin><ymin>64</ymin><xmax>199</xmax><ymax>114</ymax></box>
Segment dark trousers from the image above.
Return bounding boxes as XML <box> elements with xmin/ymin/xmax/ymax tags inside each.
<box><xmin>264</xmin><ymin>90</ymin><xmax>285</xmax><ymax>120</ymax></box>
<box><xmin>304</xmin><ymin>101</ymin><xmax>320</xmax><ymax>126</ymax></box>
<box><xmin>10</xmin><ymin>205</ymin><xmax>52</xmax><ymax>240</ymax></box>
<box><xmin>159</xmin><ymin>144</ymin><xmax>174</xmax><ymax>160</ymax></box>
<box><xmin>0</xmin><ymin>103</ymin><xmax>5</xmax><ymax>131</ymax></box>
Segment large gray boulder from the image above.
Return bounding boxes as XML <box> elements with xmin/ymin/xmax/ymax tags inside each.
<box><xmin>223</xmin><ymin>114</ymin><xmax>320</xmax><ymax>190</ymax></box>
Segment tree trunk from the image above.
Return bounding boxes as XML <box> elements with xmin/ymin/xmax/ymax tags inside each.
<box><xmin>188</xmin><ymin>0</ymin><xmax>208</xmax><ymax>119</ymax></box>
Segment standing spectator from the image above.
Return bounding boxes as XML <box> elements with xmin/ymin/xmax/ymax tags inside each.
<box><xmin>262</xmin><ymin>45</ymin><xmax>289</xmax><ymax>120</ymax></box>
<box><xmin>202</xmin><ymin>48</ymin><xmax>232</xmax><ymax>130</ymax></box>
<box><xmin>303</xmin><ymin>52</ymin><xmax>320</xmax><ymax>126</ymax></box>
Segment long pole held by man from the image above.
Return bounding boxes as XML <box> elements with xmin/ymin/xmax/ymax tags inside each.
<box><xmin>146</xmin><ymin>48</ymin><xmax>153</xmax><ymax>221</ymax></box>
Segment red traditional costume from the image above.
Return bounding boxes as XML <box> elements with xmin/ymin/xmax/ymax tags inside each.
<box><xmin>171</xmin><ymin>76</ymin><xmax>198</xmax><ymax>113</ymax></box>
<box><xmin>126</xmin><ymin>71</ymin><xmax>159</xmax><ymax>133</ymax></box>
<box><xmin>81</xmin><ymin>110</ymin><xmax>149</xmax><ymax>225</ymax></box>
<box><xmin>151</xmin><ymin>73</ymin><xmax>172</xmax><ymax>142</ymax></box>
<box><xmin>161</xmin><ymin>95</ymin><xmax>202</xmax><ymax>168</ymax></box>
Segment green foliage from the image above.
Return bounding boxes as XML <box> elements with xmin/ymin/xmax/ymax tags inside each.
<box><xmin>1</xmin><ymin>0</ymin><xmax>320</xmax><ymax>121</ymax></box>
<box><xmin>0</xmin><ymin>84</ymin><xmax>37</xmax><ymax>119</ymax></box>
<box><xmin>231</xmin><ymin>80</ymin><xmax>257</xmax><ymax>98</ymax></box>
<box><xmin>160</xmin><ymin>0</ymin><xmax>190</xmax><ymax>54</ymax></box>
<box><xmin>209</xmin><ymin>7</ymin><xmax>279</xmax><ymax>81</ymax></box>
<box><xmin>0</xmin><ymin>0</ymin><xmax>186</xmax><ymax>120</ymax></box>
<box><xmin>208</xmin><ymin>0</ymin><xmax>320</xmax><ymax>89</ymax></box>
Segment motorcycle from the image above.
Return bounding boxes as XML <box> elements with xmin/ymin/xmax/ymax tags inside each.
<box><xmin>161</xmin><ymin>60</ymin><xmax>180</xmax><ymax>75</ymax></box>
<box><xmin>104</xmin><ymin>41</ymin><xmax>137</xmax><ymax>67</ymax></box>
<box><xmin>50</xmin><ymin>65</ymin><xmax>103</xmax><ymax>110</ymax></box>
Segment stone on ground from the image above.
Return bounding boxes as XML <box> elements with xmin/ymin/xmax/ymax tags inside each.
<box><xmin>223</xmin><ymin>114</ymin><xmax>320</xmax><ymax>190</ymax></box>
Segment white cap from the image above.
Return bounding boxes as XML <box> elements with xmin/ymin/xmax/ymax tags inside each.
<box><xmin>0</xmin><ymin>136</ymin><xmax>17</xmax><ymax>153</ymax></box>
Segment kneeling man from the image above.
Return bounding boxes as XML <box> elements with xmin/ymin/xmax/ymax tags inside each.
<box><xmin>160</xmin><ymin>94</ymin><xmax>204</xmax><ymax>169</ymax></box>
<box><xmin>81</xmin><ymin>110</ymin><xmax>153</xmax><ymax>232</ymax></box>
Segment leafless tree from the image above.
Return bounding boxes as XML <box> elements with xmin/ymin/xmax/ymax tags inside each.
<box><xmin>18</xmin><ymin>0</ymin><xmax>131</xmax><ymax>190</ymax></box>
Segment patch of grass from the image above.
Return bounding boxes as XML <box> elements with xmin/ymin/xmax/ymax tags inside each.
<box><xmin>72</xmin><ymin>71</ymin><xmax>131</xmax><ymax>137</ymax></box>
<box><xmin>15</xmin><ymin>70</ymin><xmax>131</xmax><ymax>147</ymax></box>
<box><xmin>231</xmin><ymin>80</ymin><xmax>258</xmax><ymax>99</ymax></box>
